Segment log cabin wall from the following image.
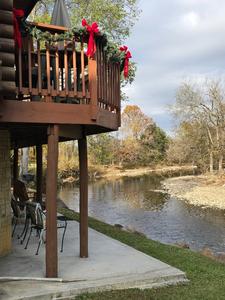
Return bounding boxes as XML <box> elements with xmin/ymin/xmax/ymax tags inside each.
<box><xmin>0</xmin><ymin>0</ymin><xmax>16</xmax><ymax>97</ymax></box>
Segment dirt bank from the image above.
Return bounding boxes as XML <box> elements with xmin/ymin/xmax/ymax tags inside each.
<box><xmin>163</xmin><ymin>175</ymin><xmax>225</xmax><ymax>210</ymax></box>
<box><xmin>60</xmin><ymin>165</ymin><xmax>197</xmax><ymax>183</ymax></box>
<box><xmin>101</xmin><ymin>165</ymin><xmax>196</xmax><ymax>179</ymax></box>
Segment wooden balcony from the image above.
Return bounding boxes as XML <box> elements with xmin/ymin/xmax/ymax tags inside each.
<box><xmin>0</xmin><ymin>23</ymin><xmax>121</xmax><ymax>133</ymax></box>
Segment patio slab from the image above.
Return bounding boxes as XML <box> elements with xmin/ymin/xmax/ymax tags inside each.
<box><xmin>0</xmin><ymin>221</ymin><xmax>188</xmax><ymax>300</ymax></box>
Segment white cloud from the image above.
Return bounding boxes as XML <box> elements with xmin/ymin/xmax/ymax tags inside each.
<box><xmin>182</xmin><ymin>12</ymin><xmax>200</xmax><ymax>29</ymax></box>
<box><xmin>126</xmin><ymin>0</ymin><xmax>225</xmax><ymax>132</ymax></box>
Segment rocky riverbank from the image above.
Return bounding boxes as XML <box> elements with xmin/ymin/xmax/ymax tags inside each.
<box><xmin>163</xmin><ymin>175</ymin><xmax>225</xmax><ymax>210</ymax></box>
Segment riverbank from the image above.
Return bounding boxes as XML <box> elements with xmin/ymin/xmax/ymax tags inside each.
<box><xmin>61</xmin><ymin>164</ymin><xmax>197</xmax><ymax>183</ymax></box>
<box><xmin>59</xmin><ymin>208</ymin><xmax>225</xmax><ymax>300</ymax></box>
<box><xmin>163</xmin><ymin>174</ymin><xmax>225</xmax><ymax>210</ymax></box>
<box><xmin>101</xmin><ymin>165</ymin><xmax>196</xmax><ymax>179</ymax></box>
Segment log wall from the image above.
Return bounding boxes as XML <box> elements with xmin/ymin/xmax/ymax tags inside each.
<box><xmin>0</xmin><ymin>0</ymin><xmax>16</xmax><ymax>96</ymax></box>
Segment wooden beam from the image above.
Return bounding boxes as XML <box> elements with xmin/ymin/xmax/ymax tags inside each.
<box><xmin>28</xmin><ymin>22</ymin><xmax>68</xmax><ymax>33</ymax></box>
<box><xmin>0</xmin><ymin>101</ymin><xmax>119</xmax><ymax>130</ymax></box>
<box><xmin>46</xmin><ymin>125</ymin><xmax>58</xmax><ymax>278</ymax></box>
<box><xmin>0</xmin><ymin>101</ymin><xmax>92</xmax><ymax>124</ymax></box>
<box><xmin>78</xmin><ymin>135</ymin><xmax>88</xmax><ymax>258</ymax></box>
<box><xmin>36</xmin><ymin>145</ymin><xmax>43</xmax><ymax>204</ymax></box>
<box><xmin>59</xmin><ymin>125</ymin><xmax>83</xmax><ymax>139</ymax></box>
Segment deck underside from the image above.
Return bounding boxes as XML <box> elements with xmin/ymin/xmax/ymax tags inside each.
<box><xmin>0</xmin><ymin>100</ymin><xmax>119</xmax><ymax>147</ymax></box>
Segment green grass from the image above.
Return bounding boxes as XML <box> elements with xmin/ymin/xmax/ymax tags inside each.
<box><xmin>59</xmin><ymin>208</ymin><xmax>225</xmax><ymax>300</ymax></box>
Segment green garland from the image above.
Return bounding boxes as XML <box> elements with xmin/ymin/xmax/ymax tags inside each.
<box><xmin>24</xmin><ymin>23</ymin><xmax>124</xmax><ymax>63</ymax></box>
<box><xmin>28</xmin><ymin>25</ymin><xmax>88</xmax><ymax>43</ymax></box>
<box><xmin>22</xmin><ymin>21</ymin><xmax>135</xmax><ymax>80</ymax></box>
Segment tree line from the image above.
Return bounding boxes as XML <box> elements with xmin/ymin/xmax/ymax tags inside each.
<box><xmin>167</xmin><ymin>79</ymin><xmax>225</xmax><ymax>173</ymax></box>
<box><xmin>57</xmin><ymin>105</ymin><xmax>168</xmax><ymax>174</ymax></box>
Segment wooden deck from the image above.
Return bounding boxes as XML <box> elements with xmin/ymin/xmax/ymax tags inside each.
<box><xmin>0</xmin><ymin>22</ymin><xmax>121</xmax><ymax>138</ymax></box>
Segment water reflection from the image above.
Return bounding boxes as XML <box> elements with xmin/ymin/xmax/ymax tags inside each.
<box><xmin>59</xmin><ymin>175</ymin><xmax>225</xmax><ymax>253</ymax></box>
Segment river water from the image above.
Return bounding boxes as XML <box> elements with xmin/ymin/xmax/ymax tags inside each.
<box><xmin>59</xmin><ymin>175</ymin><xmax>225</xmax><ymax>254</ymax></box>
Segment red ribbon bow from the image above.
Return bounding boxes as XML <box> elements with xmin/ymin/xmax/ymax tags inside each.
<box><xmin>13</xmin><ymin>8</ymin><xmax>24</xmax><ymax>48</ymax></box>
<box><xmin>82</xmin><ymin>19</ymin><xmax>99</xmax><ymax>58</ymax></box>
<box><xmin>120</xmin><ymin>46</ymin><xmax>132</xmax><ymax>78</ymax></box>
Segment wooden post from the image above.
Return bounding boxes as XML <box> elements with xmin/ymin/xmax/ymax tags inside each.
<box><xmin>13</xmin><ymin>148</ymin><xmax>18</xmax><ymax>187</ymax></box>
<box><xmin>36</xmin><ymin>145</ymin><xmax>43</xmax><ymax>204</ymax></box>
<box><xmin>78</xmin><ymin>135</ymin><xmax>88</xmax><ymax>258</ymax></box>
<box><xmin>46</xmin><ymin>125</ymin><xmax>59</xmax><ymax>278</ymax></box>
<box><xmin>88</xmin><ymin>56</ymin><xmax>98</xmax><ymax>120</ymax></box>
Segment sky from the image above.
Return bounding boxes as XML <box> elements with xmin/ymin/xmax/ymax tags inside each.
<box><xmin>124</xmin><ymin>0</ymin><xmax>225</xmax><ymax>134</ymax></box>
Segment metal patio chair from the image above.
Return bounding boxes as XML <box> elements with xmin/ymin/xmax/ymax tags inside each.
<box><xmin>13</xmin><ymin>180</ymin><xmax>36</xmax><ymax>244</ymax></box>
<box><xmin>24</xmin><ymin>202</ymin><xmax>67</xmax><ymax>255</ymax></box>
<box><xmin>11</xmin><ymin>196</ymin><xmax>22</xmax><ymax>237</ymax></box>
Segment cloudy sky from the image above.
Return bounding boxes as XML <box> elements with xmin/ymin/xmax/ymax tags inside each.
<box><xmin>124</xmin><ymin>0</ymin><xmax>225</xmax><ymax>134</ymax></box>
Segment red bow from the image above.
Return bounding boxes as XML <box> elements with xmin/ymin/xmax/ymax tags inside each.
<box><xmin>82</xmin><ymin>19</ymin><xmax>99</xmax><ymax>58</ymax></box>
<box><xmin>120</xmin><ymin>46</ymin><xmax>132</xmax><ymax>78</ymax></box>
<box><xmin>13</xmin><ymin>8</ymin><xmax>24</xmax><ymax>48</ymax></box>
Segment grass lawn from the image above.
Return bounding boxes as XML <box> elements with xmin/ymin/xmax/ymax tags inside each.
<box><xmin>60</xmin><ymin>208</ymin><xmax>225</xmax><ymax>300</ymax></box>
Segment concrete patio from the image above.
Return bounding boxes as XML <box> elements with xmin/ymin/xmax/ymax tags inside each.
<box><xmin>0</xmin><ymin>221</ymin><xmax>188</xmax><ymax>300</ymax></box>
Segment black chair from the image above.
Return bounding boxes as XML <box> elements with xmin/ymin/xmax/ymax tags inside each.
<box><xmin>13</xmin><ymin>180</ymin><xmax>36</xmax><ymax>244</ymax></box>
<box><xmin>11</xmin><ymin>197</ymin><xmax>21</xmax><ymax>237</ymax></box>
<box><xmin>24</xmin><ymin>202</ymin><xmax>67</xmax><ymax>255</ymax></box>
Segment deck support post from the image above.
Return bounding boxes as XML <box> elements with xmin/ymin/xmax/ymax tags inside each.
<box><xmin>13</xmin><ymin>148</ymin><xmax>19</xmax><ymax>195</ymax></box>
<box><xmin>46</xmin><ymin>125</ymin><xmax>59</xmax><ymax>278</ymax></box>
<box><xmin>36</xmin><ymin>145</ymin><xmax>43</xmax><ymax>203</ymax></box>
<box><xmin>13</xmin><ymin>148</ymin><xmax>19</xmax><ymax>182</ymax></box>
<box><xmin>78</xmin><ymin>135</ymin><xmax>88</xmax><ymax>258</ymax></box>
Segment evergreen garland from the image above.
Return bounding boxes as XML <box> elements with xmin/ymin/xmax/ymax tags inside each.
<box><xmin>22</xmin><ymin>21</ymin><xmax>135</xmax><ymax>79</ymax></box>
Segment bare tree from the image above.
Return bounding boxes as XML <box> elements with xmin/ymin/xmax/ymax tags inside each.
<box><xmin>171</xmin><ymin>80</ymin><xmax>225</xmax><ymax>173</ymax></box>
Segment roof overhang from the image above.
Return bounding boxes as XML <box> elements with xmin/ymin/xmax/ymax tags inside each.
<box><xmin>14</xmin><ymin>0</ymin><xmax>39</xmax><ymax>18</ymax></box>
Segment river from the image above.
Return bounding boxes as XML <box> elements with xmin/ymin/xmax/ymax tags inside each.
<box><xmin>59</xmin><ymin>174</ymin><xmax>225</xmax><ymax>254</ymax></box>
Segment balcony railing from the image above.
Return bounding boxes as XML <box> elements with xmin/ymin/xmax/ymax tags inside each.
<box><xmin>15</xmin><ymin>23</ymin><xmax>121</xmax><ymax>115</ymax></box>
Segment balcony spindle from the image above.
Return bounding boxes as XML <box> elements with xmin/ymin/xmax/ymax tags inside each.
<box><xmin>18</xmin><ymin>47</ymin><xmax>22</xmax><ymax>94</ymax></box>
<box><xmin>37</xmin><ymin>41</ymin><xmax>42</xmax><ymax>96</ymax></box>
<box><xmin>107</xmin><ymin>62</ymin><xmax>110</xmax><ymax>110</ymax></box>
<box><xmin>112</xmin><ymin>64</ymin><xmax>115</xmax><ymax>111</ymax></box>
<box><xmin>72</xmin><ymin>39</ymin><xmax>77</xmax><ymax>96</ymax></box>
<box><xmin>96</xmin><ymin>41</ymin><xmax>99</xmax><ymax>101</ymax></box>
<box><xmin>81</xmin><ymin>41</ymin><xmax>86</xmax><ymax>100</ymax></box>
<box><xmin>46</xmin><ymin>43</ymin><xmax>51</xmax><ymax>101</ymax></box>
<box><xmin>103</xmin><ymin>51</ymin><xmax>107</xmax><ymax>109</ymax></box>
<box><xmin>100</xmin><ymin>43</ymin><xmax>103</xmax><ymax>105</ymax></box>
<box><xmin>64</xmin><ymin>41</ymin><xmax>68</xmax><ymax>96</ymax></box>
<box><xmin>28</xmin><ymin>35</ymin><xmax>32</xmax><ymax>94</ymax></box>
<box><xmin>55</xmin><ymin>43</ymin><xmax>59</xmax><ymax>96</ymax></box>
<box><xmin>116</xmin><ymin>64</ymin><xmax>120</xmax><ymax>110</ymax></box>
<box><xmin>107</xmin><ymin>63</ymin><xmax>110</xmax><ymax>109</ymax></box>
